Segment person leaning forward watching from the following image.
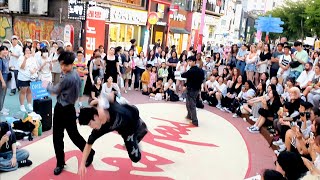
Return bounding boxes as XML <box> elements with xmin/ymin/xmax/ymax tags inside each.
<box><xmin>0</xmin><ymin>122</ymin><xmax>32</xmax><ymax>172</ymax></box>
<box><xmin>181</xmin><ymin>56</ymin><xmax>205</xmax><ymax>127</ymax></box>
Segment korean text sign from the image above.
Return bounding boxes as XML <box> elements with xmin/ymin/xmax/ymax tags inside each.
<box><xmin>85</xmin><ymin>6</ymin><xmax>106</xmax><ymax>60</ymax></box>
<box><xmin>30</xmin><ymin>81</ymin><xmax>50</xmax><ymax>100</ymax></box>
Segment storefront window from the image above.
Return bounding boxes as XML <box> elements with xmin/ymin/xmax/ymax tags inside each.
<box><xmin>110</xmin><ymin>0</ymin><xmax>144</xmax><ymax>6</ymax></box>
<box><xmin>109</xmin><ymin>24</ymin><xmax>140</xmax><ymax>49</ymax></box>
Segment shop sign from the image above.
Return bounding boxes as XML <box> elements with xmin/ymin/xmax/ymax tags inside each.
<box><xmin>85</xmin><ymin>6</ymin><xmax>106</xmax><ymax>60</ymax></box>
<box><xmin>169</xmin><ymin>9</ymin><xmax>188</xmax><ymax>29</ymax></box>
<box><xmin>68</xmin><ymin>0</ymin><xmax>86</xmax><ymax>20</ymax></box>
<box><xmin>170</xmin><ymin>13</ymin><xmax>186</xmax><ymax>22</ymax></box>
<box><xmin>110</xmin><ymin>6</ymin><xmax>148</xmax><ymax>25</ymax></box>
<box><xmin>148</xmin><ymin>12</ymin><xmax>159</xmax><ymax>25</ymax></box>
<box><xmin>192</xmin><ymin>13</ymin><xmax>220</xmax><ymax>29</ymax></box>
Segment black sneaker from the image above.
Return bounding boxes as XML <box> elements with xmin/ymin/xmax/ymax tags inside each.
<box><xmin>85</xmin><ymin>150</ymin><xmax>95</xmax><ymax>167</ymax></box>
<box><xmin>54</xmin><ymin>166</ymin><xmax>64</xmax><ymax>175</ymax></box>
<box><xmin>18</xmin><ymin>159</ymin><xmax>32</xmax><ymax>168</ymax></box>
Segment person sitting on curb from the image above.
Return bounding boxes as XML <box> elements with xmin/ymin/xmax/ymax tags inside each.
<box><xmin>0</xmin><ymin>122</ymin><xmax>32</xmax><ymax>172</ymax></box>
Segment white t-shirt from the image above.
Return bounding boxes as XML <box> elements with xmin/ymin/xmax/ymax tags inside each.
<box><xmin>297</xmin><ymin>70</ymin><xmax>315</xmax><ymax>88</ymax></box>
<box><xmin>277</xmin><ymin>54</ymin><xmax>292</xmax><ymax>77</ymax></box>
<box><xmin>9</xmin><ymin>44</ymin><xmax>23</xmax><ymax>70</ymax></box>
<box><xmin>164</xmin><ymin>82</ymin><xmax>176</xmax><ymax>91</ymax></box>
<box><xmin>17</xmin><ymin>56</ymin><xmax>39</xmax><ymax>81</ymax></box>
<box><xmin>215</xmin><ymin>83</ymin><xmax>227</xmax><ymax>96</ymax></box>
<box><xmin>135</xmin><ymin>58</ymin><xmax>146</xmax><ymax>69</ymax></box>
<box><xmin>206</xmin><ymin>80</ymin><xmax>218</xmax><ymax>90</ymax></box>
<box><xmin>147</xmin><ymin>58</ymin><xmax>157</xmax><ymax>66</ymax></box>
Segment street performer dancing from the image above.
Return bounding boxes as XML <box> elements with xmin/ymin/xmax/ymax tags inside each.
<box><xmin>181</xmin><ymin>56</ymin><xmax>204</xmax><ymax>127</ymax></box>
<box><xmin>77</xmin><ymin>92</ymin><xmax>148</xmax><ymax>178</ymax></box>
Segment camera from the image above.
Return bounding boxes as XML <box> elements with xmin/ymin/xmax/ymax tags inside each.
<box><xmin>300</xmin><ymin>112</ymin><xmax>311</xmax><ymax>119</ymax></box>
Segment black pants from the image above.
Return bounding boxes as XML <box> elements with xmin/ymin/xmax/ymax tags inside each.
<box><xmin>53</xmin><ymin>103</ymin><xmax>94</xmax><ymax>167</ymax></box>
<box><xmin>117</xmin><ymin>119</ymin><xmax>148</xmax><ymax>163</ymax></box>
<box><xmin>186</xmin><ymin>89</ymin><xmax>199</xmax><ymax>124</ymax></box>
<box><xmin>270</xmin><ymin>68</ymin><xmax>278</xmax><ymax>78</ymax></box>
<box><xmin>133</xmin><ymin>67</ymin><xmax>143</xmax><ymax>89</ymax></box>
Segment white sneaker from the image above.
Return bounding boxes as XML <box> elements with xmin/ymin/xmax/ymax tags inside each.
<box><xmin>232</xmin><ymin>113</ymin><xmax>238</xmax><ymax>118</ymax></box>
<box><xmin>249</xmin><ymin>116</ymin><xmax>254</xmax><ymax>119</ymax></box>
<box><xmin>273</xmin><ymin>139</ymin><xmax>284</xmax><ymax>146</ymax></box>
<box><xmin>247</xmin><ymin>125</ymin><xmax>256</xmax><ymax>131</ymax></box>
<box><xmin>183</xmin><ymin>99</ymin><xmax>186</xmax><ymax>103</ymax></box>
<box><xmin>0</xmin><ymin>110</ymin><xmax>9</xmax><ymax>116</ymax></box>
<box><xmin>224</xmin><ymin>107</ymin><xmax>232</xmax><ymax>113</ymax></box>
<box><xmin>124</xmin><ymin>90</ymin><xmax>128</xmax><ymax>94</ymax></box>
<box><xmin>203</xmin><ymin>100</ymin><xmax>208</xmax><ymax>104</ymax></box>
<box><xmin>27</xmin><ymin>104</ymin><xmax>33</xmax><ymax>112</ymax></box>
<box><xmin>179</xmin><ymin>97</ymin><xmax>184</xmax><ymax>101</ymax></box>
<box><xmin>128</xmin><ymin>87</ymin><xmax>132</xmax><ymax>90</ymax></box>
<box><xmin>252</xmin><ymin>117</ymin><xmax>258</xmax><ymax>122</ymax></box>
<box><xmin>2</xmin><ymin>108</ymin><xmax>9</xmax><ymax>112</ymax></box>
<box><xmin>274</xmin><ymin>150</ymin><xmax>280</xmax><ymax>156</ymax></box>
<box><xmin>216</xmin><ymin>104</ymin><xmax>222</xmax><ymax>109</ymax></box>
<box><xmin>278</xmin><ymin>144</ymin><xmax>286</xmax><ymax>152</ymax></box>
<box><xmin>20</xmin><ymin>105</ymin><xmax>27</xmax><ymax>112</ymax></box>
<box><xmin>249</xmin><ymin>126</ymin><xmax>260</xmax><ymax>133</ymax></box>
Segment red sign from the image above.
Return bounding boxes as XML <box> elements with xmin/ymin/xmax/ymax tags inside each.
<box><xmin>85</xmin><ymin>6</ymin><xmax>106</xmax><ymax>60</ymax></box>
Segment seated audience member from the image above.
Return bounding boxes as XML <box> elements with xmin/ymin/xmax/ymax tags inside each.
<box><xmin>267</xmin><ymin>76</ymin><xmax>284</xmax><ymax>95</ymax></box>
<box><xmin>201</xmin><ymin>75</ymin><xmax>218</xmax><ymax>103</ymax></box>
<box><xmin>247</xmin><ymin>89</ymin><xmax>281</xmax><ymax>133</ymax></box>
<box><xmin>88</xmin><ymin>76</ymin><xmax>102</xmax><ymax>106</ymax></box>
<box><xmin>296</xmin><ymin>62</ymin><xmax>315</xmax><ymax>90</ymax></box>
<box><xmin>221</xmin><ymin>75</ymin><xmax>243</xmax><ymax>113</ymax></box>
<box><xmin>277</xmin><ymin>101</ymin><xmax>314</xmax><ymax>156</ymax></box>
<box><xmin>306</xmin><ymin>64</ymin><xmax>320</xmax><ymax>107</ymax></box>
<box><xmin>164</xmin><ymin>78</ymin><xmax>178</xmax><ymax>101</ymax></box>
<box><xmin>210</xmin><ymin>76</ymin><xmax>227</xmax><ymax>108</ymax></box>
<box><xmin>0</xmin><ymin>122</ymin><xmax>32</xmax><ymax>172</ymax></box>
<box><xmin>141</xmin><ymin>64</ymin><xmax>152</xmax><ymax>95</ymax></box>
<box><xmin>231</xmin><ymin>80</ymin><xmax>256</xmax><ymax>117</ymax></box>
<box><xmin>149</xmin><ymin>78</ymin><xmax>164</xmax><ymax>98</ymax></box>
<box><xmin>101</xmin><ymin>76</ymin><xmax>121</xmax><ymax>98</ymax></box>
<box><xmin>241</xmin><ymin>81</ymin><xmax>266</xmax><ymax>116</ymax></box>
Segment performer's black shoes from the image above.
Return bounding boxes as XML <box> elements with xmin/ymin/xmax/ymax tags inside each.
<box><xmin>54</xmin><ymin>166</ymin><xmax>64</xmax><ymax>175</ymax></box>
<box><xmin>85</xmin><ymin>151</ymin><xmax>95</xmax><ymax>167</ymax></box>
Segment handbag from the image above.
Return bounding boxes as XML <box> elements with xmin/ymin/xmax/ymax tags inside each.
<box><xmin>7</xmin><ymin>71</ymin><xmax>12</xmax><ymax>81</ymax></box>
<box><xmin>289</xmin><ymin>60</ymin><xmax>301</xmax><ymax>68</ymax></box>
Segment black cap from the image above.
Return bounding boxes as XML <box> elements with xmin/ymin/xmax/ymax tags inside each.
<box><xmin>78</xmin><ymin>107</ymin><xmax>98</xmax><ymax>125</ymax></box>
<box><xmin>187</xmin><ymin>56</ymin><xmax>196</xmax><ymax>62</ymax></box>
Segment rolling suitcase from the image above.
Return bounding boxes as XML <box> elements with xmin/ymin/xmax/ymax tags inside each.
<box><xmin>33</xmin><ymin>97</ymin><xmax>52</xmax><ymax>132</ymax></box>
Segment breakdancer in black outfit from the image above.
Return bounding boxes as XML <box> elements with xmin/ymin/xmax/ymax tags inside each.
<box><xmin>77</xmin><ymin>94</ymin><xmax>148</xmax><ymax>178</ymax></box>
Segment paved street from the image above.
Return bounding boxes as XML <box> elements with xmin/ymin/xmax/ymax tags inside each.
<box><xmin>0</xmin><ymin>91</ymin><xmax>274</xmax><ymax>180</ymax></box>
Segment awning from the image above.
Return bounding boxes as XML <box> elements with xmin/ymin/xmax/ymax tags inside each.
<box><xmin>170</xmin><ymin>28</ymin><xmax>190</xmax><ymax>34</ymax></box>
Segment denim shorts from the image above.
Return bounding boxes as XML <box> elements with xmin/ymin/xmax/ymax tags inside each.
<box><xmin>245</xmin><ymin>64</ymin><xmax>256</xmax><ymax>72</ymax></box>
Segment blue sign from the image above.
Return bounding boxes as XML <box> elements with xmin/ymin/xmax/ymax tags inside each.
<box><xmin>30</xmin><ymin>81</ymin><xmax>50</xmax><ymax>100</ymax></box>
<box><xmin>254</xmin><ymin>15</ymin><xmax>284</xmax><ymax>33</ymax></box>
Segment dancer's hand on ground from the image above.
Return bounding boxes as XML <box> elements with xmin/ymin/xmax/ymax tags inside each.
<box><xmin>78</xmin><ymin>164</ymin><xmax>87</xmax><ymax>179</ymax></box>
<box><xmin>0</xmin><ymin>135</ymin><xmax>9</xmax><ymax>144</ymax></box>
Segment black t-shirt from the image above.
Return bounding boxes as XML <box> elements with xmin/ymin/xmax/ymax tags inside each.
<box><xmin>87</xmin><ymin>103</ymin><xmax>139</xmax><ymax>145</ymax></box>
<box><xmin>0</xmin><ymin>129</ymin><xmax>16</xmax><ymax>153</ymax></box>
<box><xmin>260</xmin><ymin>52</ymin><xmax>272</xmax><ymax>61</ymax></box>
<box><xmin>91</xmin><ymin>85</ymin><xmax>102</xmax><ymax>99</ymax></box>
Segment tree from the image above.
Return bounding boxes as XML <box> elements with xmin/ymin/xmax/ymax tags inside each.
<box><xmin>305</xmin><ymin>0</ymin><xmax>320</xmax><ymax>37</ymax></box>
<box><xmin>266</xmin><ymin>0</ymin><xmax>313</xmax><ymax>41</ymax></box>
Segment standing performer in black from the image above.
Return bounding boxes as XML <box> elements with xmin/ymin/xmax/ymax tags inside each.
<box><xmin>43</xmin><ymin>52</ymin><xmax>95</xmax><ymax>175</ymax></box>
<box><xmin>181</xmin><ymin>56</ymin><xmax>204</xmax><ymax>126</ymax></box>
<box><xmin>77</xmin><ymin>94</ymin><xmax>148</xmax><ymax>178</ymax></box>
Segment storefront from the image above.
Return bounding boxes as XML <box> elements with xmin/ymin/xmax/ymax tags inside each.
<box><xmin>168</xmin><ymin>9</ymin><xmax>191</xmax><ymax>54</ymax></box>
<box><xmin>150</xmin><ymin>3</ymin><xmax>169</xmax><ymax>47</ymax></box>
<box><xmin>108</xmin><ymin>6</ymin><xmax>148</xmax><ymax>50</ymax></box>
<box><xmin>191</xmin><ymin>13</ymin><xmax>220</xmax><ymax>47</ymax></box>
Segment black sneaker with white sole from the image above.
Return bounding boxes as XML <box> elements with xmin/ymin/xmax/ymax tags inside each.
<box><xmin>18</xmin><ymin>159</ymin><xmax>32</xmax><ymax>168</ymax></box>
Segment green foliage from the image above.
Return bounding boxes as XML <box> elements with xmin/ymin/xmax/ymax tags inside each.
<box><xmin>266</xmin><ymin>0</ymin><xmax>317</xmax><ymax>41</ymax></box>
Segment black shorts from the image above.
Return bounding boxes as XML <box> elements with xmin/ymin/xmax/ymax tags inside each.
<box><xmin>18</xmin><ymin>80</ymin><xmax>31</xmax><ymax>88</ymax></box>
